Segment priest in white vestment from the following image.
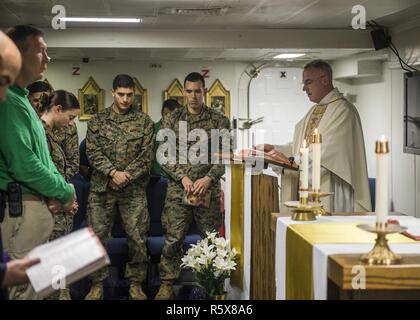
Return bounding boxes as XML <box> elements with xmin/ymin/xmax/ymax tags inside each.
<box><xmin>258</xmin><ymin>60</ymin><xmax>371</xmax><ymax>213</ymax></box>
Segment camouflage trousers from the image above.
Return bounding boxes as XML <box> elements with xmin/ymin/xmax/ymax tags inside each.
<box><xmin>159</xmin><ymin>181</ymin><xmax>222</xmax><ymax>282</ymax></box>
<box><xmin>49</xmin><ymin>212</ymin><xmax>73</xmax><ymax>241</ymax></box>
<box><xmin>87</xmin><ymin>184</ymin><xmax>149</xmax><ymax>283</ymax></box>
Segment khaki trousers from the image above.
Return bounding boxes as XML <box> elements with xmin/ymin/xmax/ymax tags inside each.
<box><xmin>1</xmin><ymin>199</ymin><xmax>54</xmax><ymax>300</ymax></box>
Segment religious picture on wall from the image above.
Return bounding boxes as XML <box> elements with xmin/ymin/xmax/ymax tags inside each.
<box><xmin>78</xmin><ymin>76</ymin><xmax>105</xmax><ymax>121</ymax></box>
<box><xmin>164</xmin><ymin>78</ymin><xmax>186</xmax><ymax>106</ymax></box>
<box><xmin>83</xmin><ymin>94</ymin><xmax>99</xmax><ymax>115</ymax></box>
<box><xmin>133</xmin><ymin>77</ymin><xmax>148</xmax><ymax>114</ymax></box>
<box><xmin>211</xmin><ymin>96</ymin><xmax>226</xmax><ymax>115</ymax></box>
<box><xmin>133</xmin><ymin>94</ymin><xmax>143</xmax><ymax>111</ymax></box>
<box><xmin>206</xmin><ymin>79</ymin><xmax>230</xmax><ymax>117</ymax></box>
<box><xmin>171</xmin><ymin>95</ymin><xmax>185</xmax><ymax>106</ymax></box>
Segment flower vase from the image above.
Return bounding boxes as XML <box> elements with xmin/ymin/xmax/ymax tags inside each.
<box><xmin>210</xmin><ymin>293</ymin><xmax>226</xmax><ymax>300</ymax></box>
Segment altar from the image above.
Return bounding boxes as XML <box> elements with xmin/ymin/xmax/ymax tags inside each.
<box><xmin>272</xmin><ymin>214</ymin><xmax>420</xmax><ymax>300</ymax></box>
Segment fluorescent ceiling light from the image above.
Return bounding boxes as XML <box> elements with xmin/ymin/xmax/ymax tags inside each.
<box><xmin>163</xmin><ymin>7</ymin><xmax>229</xmax><ymax>16</ymax></box>
<box><xmin>273</xmin><ymin>53</ymin><xmax>305</xmax><ymax>59</ymax></box>
<box><xmin>60</xmin><ymin>17</ymin><xmax>142</xmax><ymax>23</ymax></box>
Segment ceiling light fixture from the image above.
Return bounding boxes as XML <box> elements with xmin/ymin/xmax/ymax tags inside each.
<box><xmin>273</xmin><ymin>53</ymin><xmax>306</xmax><ymax>59</ymax></box>
<box><xmin>163</xmin><ymin>7</ymin><xmax>229</xmax><ymax>16</ymax></box>
<box><xmin>60</xmin><ymin>17</ymin><xmax>142</xmax><ymax>23</ymax></box>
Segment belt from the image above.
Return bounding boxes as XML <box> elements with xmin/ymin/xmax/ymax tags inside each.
<box><xmin>22</xmin><ymin>194</ymin><xmax>44</xmax><ymax>202</ymax></box>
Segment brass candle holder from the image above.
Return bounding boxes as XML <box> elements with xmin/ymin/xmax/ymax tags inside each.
<box><xmin>287</xmin><ymin>195</ymin><xmax>316</xmax><ymax>221</ymax></box>
<box><xmin>308</xmin><ymin>190</ymin><xmax>333</xmax><ymax>216</ymax></box>
<box><xmin>358</xmin><ymin>223</ymin><xmax>407</xmax><ymax>265</ymax></box>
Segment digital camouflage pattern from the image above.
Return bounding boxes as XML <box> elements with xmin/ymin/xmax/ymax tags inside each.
<box><xmin>159</xmin><ymin>105</ymin><xmax>230</xmax><ymax>282</ymax></box>
<box><xmin>87</xmin><ymin>183</ymin><xmax>150</xmax><ymax>283</ymax></box>
<box><xmin>86</xmin><ymin>105</ymin><xmax>154</xmax><ymax>193</ymax></box>
<box><xmin>86</xmin><ymin>105</ymin><xmax>154</xmax><ymax>283</ymax></box>
<box><xmin>43</xmin><ymin>123</ymin><xmax>79</xmax><ymax>181</ymax></box>
<box><xmin>42</xmin><ymin>122</ymin><xmax>78</xmax><ymax>241</ymax></box>
<box><xmin>53</xmin><ymin>124</ymin><xmax>79</xmax><ymax>181</ymax></box>
<box><xmin>160</xmin><ymin>105</ymin><xmax>230</xmax><ymax>183</ymax></box>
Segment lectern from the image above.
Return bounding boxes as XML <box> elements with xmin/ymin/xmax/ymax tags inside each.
<box><xmin>223</xmin><ymin>154</ymin><xmax>299</xmax><ymax>299</ymax></box>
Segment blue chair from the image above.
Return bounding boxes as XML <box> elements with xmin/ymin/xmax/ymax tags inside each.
<box><xmin>70</xmin><ymin>173</ymin><xmax>90</xmax><ymax>230</ymax></box>
<box><xmin>369</xmin><ymin>178</ymin><xmax>376</xmax><ymax>212</ymax></box>
<box><xmin>102</xmin><ymin>177</ymin><xmax>202</xmax><ymax>299</ymax></box>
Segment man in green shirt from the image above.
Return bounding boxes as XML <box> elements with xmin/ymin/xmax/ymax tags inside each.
<box><xmin>0</xmin><ymin>25</ymin><xmax>77</xmax><ymax>300</ymax></box>
<box><xmin>0</xmin><ymin>30</ymin><xmax>44</xmax><ymax>300</ymax></box>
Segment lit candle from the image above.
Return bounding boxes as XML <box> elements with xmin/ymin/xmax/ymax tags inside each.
<box><xmin>375</xmin><ymin>136</ymin><xmax>389</xmax><ymax>225</ymax></box>
<box><xmin>299</xmin><ymin>139</ymin><xmax>309</xmax><ymax>199</ymax></box>
<box><xmin>311</xmin><ymin>128</ymin><xmax>322</xmax><ymax>192</ymax></box>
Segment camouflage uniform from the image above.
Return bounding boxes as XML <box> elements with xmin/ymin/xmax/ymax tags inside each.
<box><xmin>43</xmin><ymin>122</ymin><xmax>79</xmax><ymax>241</ymax></box>
<box><xmin>54</xmin><ymin>124</ymin><xmax>80</xmax><ymax>180</ymax></box>
<box><xmin>159</xmin><ymin>105</ymin><xmax>230</xmax><ymax>282</ymax></box>
<box><xmin>86</xmin><ymin>105</ymin><xmax>154</xmax><ymax>284</ymax></box>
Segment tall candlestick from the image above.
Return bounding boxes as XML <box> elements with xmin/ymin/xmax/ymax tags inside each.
<box><xmin>300</xmin><ymin>139</ymin><xmax>309</xmax><ymax>199</ymax></box>
<box><xmin>311</xmin><ymin>128</ymin><xmax>322</xmax><ymax>191</ymax></box>
<box><xmin>375</xmin><ymin>136</ymin><xmax>389</xmax><ymax>225</ymax></box>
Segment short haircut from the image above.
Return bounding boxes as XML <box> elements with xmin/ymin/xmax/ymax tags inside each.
<box><xmin>46</xmin><ymin>90</ymin><xmax>80</xmax><ymax>112</ymax></box>
<box><xmin>112</xmin><ymin>74</ymin><xmax>134</xmax><ymax>90</ymax></box>
<box><xmin>184</xmin><ymin>72</ymin><xmax>205</xmax><ymax>87</ymax></box>
<box><xmin>304</xmin><ymin>60</ymin><xmax>333</xmax><ymax>79</ymax></box>
<box><xmin>162</xmin><ymin>99</ymin><xmax>181</xmax><ymax>114</ymax></box>
<box><xmin>27</xmin><ymin>81</ymin><xmax>50</xmax><ymax>94</ymax></box>
<box><xmin>5</xmin><ymin>25</ymin><xmax>44</xmax><ymax>51</ymax></box>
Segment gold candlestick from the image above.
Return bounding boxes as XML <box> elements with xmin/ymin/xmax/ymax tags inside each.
<box><xmin>290</xmin><ymin>193</ymin><xmax>316</xmax><ymax>221</ymax></box>
<box><xmin>358</xmin><ymin>223</ymin><xmax>407</xmax><ymax>265</ymax></box>
<box><xmin>308</xmin><ymin>189</ymin><xmax>333</xmax><ymax>216</ymax></box>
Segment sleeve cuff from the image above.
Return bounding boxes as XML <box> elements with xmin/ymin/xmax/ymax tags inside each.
<box><xmin>59</xmin><ymin>183</ymin><xmax>75</xmax><ymax>204</ymax></box>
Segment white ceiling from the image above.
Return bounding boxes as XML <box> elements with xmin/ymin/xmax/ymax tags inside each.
<box><xmin>3</xmin><ymin>0</ymin><xmax>420</xmax><ymax>29</ymax></box>
<box><xmin>2</xmin><ymin>0</ymin><xmax>420</xmax><ymax>62</ymax></box>
<box><xmin>46</xmin><ymin>47</ymin><xmax>373</xmax><ymax>62</ymax></box>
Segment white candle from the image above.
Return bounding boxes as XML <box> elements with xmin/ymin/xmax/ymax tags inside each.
<box><xmin>311</xmin><ymin>128</ymin><xmax>322</xmax><ymax>191</ymax></box>
<box><xmin>300</xmin><ymin>139</ymin><xmax>309</xmax><ymax>198</ymax></box>
<box><xmin>375</xmin><ymin>136</ymin><xmax>389</xmax><ymax>224</ymax></box>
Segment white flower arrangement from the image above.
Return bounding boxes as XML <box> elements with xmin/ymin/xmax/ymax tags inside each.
<box><xmin>181</xmin><ymin>231</ymin><xmax>237</xmax><ymax>296</ymax></box>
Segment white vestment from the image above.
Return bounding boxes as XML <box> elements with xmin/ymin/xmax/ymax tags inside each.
<box><xmin>275</xmin><ymin>88</ymin><xmax>371</xmax><ymax>213</ymax></box>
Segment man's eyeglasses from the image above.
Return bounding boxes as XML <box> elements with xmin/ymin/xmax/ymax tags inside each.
<box><xmin>0</xmin><ymin>75</ymin><xmax>11</xmax><ymax>87</ymax></box>
<box><xmin>302</xmin><ymin>74</ymin><xmax>327</xmax><ymax>86</ymax></box>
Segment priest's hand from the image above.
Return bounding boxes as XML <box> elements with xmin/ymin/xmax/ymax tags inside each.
<box><xmin>254</xmin><ymin>144</ymin><xmax>274</xmax><ymax>152</ymax></box>
<box><xmin>266</xmin><ymin>150</ymin><xmax>289</xmax><ymax>162</ymax></box>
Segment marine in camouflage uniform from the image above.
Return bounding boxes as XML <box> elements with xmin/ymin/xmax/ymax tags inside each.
<box><xmin>44</xmin><ymin>123</ymin><xmax>80</xmax><ymax>241</ymax></box>
<box><xmin>86</xmin><ymin>103</ymin><xmax>154</xmax><ymax>295</ymax></box>
<box><xmin>158</xmin><ymin>101</ymin><xmax>230</xmax><ymax>294</ymax></box>
<box><xmin>53</xmin><ymin>124</ymin><xmax>80</xmax><ymax>180</ymax></box>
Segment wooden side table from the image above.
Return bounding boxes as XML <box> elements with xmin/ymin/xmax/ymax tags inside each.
<box><xmin>328</xmin><ymin>254</ymin><xmax>420</xmax><ymax>299</ymax></box>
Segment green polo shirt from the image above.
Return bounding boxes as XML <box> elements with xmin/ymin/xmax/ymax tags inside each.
<box><xmin>0</xmin><ymin>85</ymin><xmax>74</xmax><ymax>203</ymax></box>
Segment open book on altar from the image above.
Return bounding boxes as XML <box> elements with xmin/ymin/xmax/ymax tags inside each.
<box><xmin>26</xmin><ymin>227</ymin><xmax>110</xmax><ymax>298</ymax></box>
<box><xmin>225</xmin><ymin>149</ymin><xmax>299</xmax><ymax>171</ymax></box>
<box><xmin>388</xmin><ymin>219</ymin><xmax>420</xmax><ymax>241</ymax></box>
<box><xmin>403</xmin><ymin>227</ymin><xmax>420</xmax><ymax>240</ymax></box>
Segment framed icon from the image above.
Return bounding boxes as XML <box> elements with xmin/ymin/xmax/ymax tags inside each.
<box><xmin>78</xmin><ymin>76</ymin><xmax>105</xmax><ymax>121</ymax></box>
<box><xmin>133</xmin><ymin>77</ymin><xmax>148</xmax><ymax>114</ymax></box>
<box><xmin>164</xmin><ymin>78</ymin><xmax>186</xmax><ymax>106</ymax></box>
<box><xmin>206</xmin><ymin>79</ymin><xmax>230</xmax><ymax>117</ymax></box>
